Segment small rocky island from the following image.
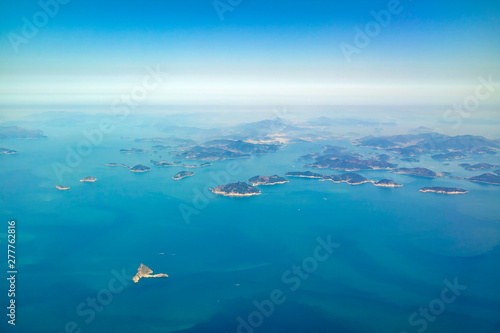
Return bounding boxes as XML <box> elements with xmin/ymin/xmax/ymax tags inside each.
<box><xmin>248</xmin><ymin>175</ymin><xmax>288</xmax><ymax>186</ymax></box>
<box><xmin>373</xmin><ymin>179</ymin><xmax>403</xmax><ymax>187</ymax></box>
<box><xmin>210</xmin><ymin>182</ymin><xmax>261</xmax><ymax>197</ymax></box>
<box><xmin>132</xmin><ymin>264</ymin><xmax>168</xmax><ymax>283</ymax></box>
<box><xmin>0</xmin><ymin>147</ymin><xmax>18</xmax><ymax>155</ymax></box>
<box><xmin>173</xmin><ymin>171</ymin><xmax>194</xmax><ymax>180</ymax></box>
<box><xmin>130</xmin><ymin>164</ymin><xmax>151</xmax><ymax>173</ymax></box>
<box><xmin>80</xmin><ymin>176</ymin><xmax>97</xmax><ymax>182</ymax></box>
<box><xmin>419</xmin><ymin>187</ymin><xmax>468</xmax><ymax>194</ymax></box>
<box><xmin>56</xmin><ymin>185</ymin><xmax>70</xmax><ymax>191</ymax></box>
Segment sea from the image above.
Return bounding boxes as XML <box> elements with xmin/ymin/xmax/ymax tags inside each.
<box><xmin>1</xmin><ymin>118</ymin><xmax>499</xmax><ymax>333</ymax></box>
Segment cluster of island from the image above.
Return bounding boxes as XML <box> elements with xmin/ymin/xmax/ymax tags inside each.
<box><xmin>286</xmin><ymin>171</ymin><xmax>402</xmax><ymax>187</ymax></box>
<box><xmin>2</xmin><ymin>124</ymin><xmax>497</xmax><ymax>198</ymax></box>
<box><xmin>207</xmin><ymin>174</ymin><xmax>471</xmax><ymax>197</ymax></box>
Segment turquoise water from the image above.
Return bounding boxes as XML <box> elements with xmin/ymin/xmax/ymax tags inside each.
<box><xmin>1</xmin><ymin>130</ymin><xmax>500</xmax><ymax>333</ymax></box>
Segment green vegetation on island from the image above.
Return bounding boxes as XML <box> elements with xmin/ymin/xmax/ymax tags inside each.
<box><xmin>459</xmin><ymin>163</ymin><xmax>496</xmax><ymax>171</ymax></box>
<box><xmin>393</xmin><ymin>168</ymin><xmax>442</xmax><ymax>177</ymax></box>
<box><xmin>248</xmin><ymin>175</ymin><xmax>288</xmax><ymax>186</ymax></box>
<box><xmin>419</xmin><ymin>187</ymin><xmax>468</xmax><ymax>194</ymax></box>
<box><xmin>210</xmin><ymin>182</ymin><xmax>261</xmax><ymax>197</ymax></box>
<box><xmin>130</xmin><ymin>164</ymin><xmax>151</xmax><ymax>173</ymax></box>
<box><xmin>373</xmin><ymin>179</ymin><xmax>403</xmax><ymax>187</ymax></box>
<box><xmin>173</xmin><ymin>171</ymin><xmax>194</xmax><ymax>180</ymax></box>
<box><xmin>468</xmin><ymin>173</ymin><xmax>500</xmax><ymax>185</ymax></box>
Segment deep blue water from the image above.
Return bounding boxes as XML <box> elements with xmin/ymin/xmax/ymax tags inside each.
<box><xmin>1</xmin><ymin>131</ymin><xmax>500</xmax><ymax>333</ymax></box>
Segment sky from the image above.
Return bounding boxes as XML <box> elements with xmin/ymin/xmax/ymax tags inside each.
<box><xmin>0</xmin><ymin>0</ymin><xmax>499</xmax><ymax>107</ymax></box>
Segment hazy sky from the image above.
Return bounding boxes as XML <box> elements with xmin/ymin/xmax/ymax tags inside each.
<box><xmin>0</xmin><ymin>0</ymin><xmax>499</xmax><ymax>106</ymax></box>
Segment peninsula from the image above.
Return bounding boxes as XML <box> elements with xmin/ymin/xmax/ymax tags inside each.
<box><xmin>173</xmin><ymin>171</ymin><xmax>194</xmax><ymax>180</ymax></box>
<box><xmin>132</xmin><ymin>264</ymin><xmax>168</xmax><ymax>283</ymax></box>
<box><xmin>210</xmin><ymin>182</ymin><xmax>261</xmax><ymax>197</ymax></box>
<box><xmin>419</xmin><ymin>187</ymin><xmax>468</xmax><ymax>194</ymax></box>
<box><xmin>248</xmin><ymin>175</ymin><xmax>289</xmax><ymax>186</ymax></box>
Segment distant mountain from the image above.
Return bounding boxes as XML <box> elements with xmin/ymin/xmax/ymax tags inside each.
<box><xmin>301</xmin><ymin>117</ymin><xmax>396</xmax><ymax>127</ymax></box>
<box><xmin>411</xmin><ymin>126</ymin><xmax>435</xmax><ymax>133</ymax></box>
<box><xmin>0</xmin><ymin>126</ymin><xmax>46</xmax><ymax>139</ymax></box>
<box><xmin>355</xmin><ymin>133</ymin><xmax>499</xmax><ymax>155</ymax></box>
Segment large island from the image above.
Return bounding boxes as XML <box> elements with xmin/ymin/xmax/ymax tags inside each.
<box><xmin>210</xmin><ymin>182</ymin><xmax>261</xmax><ymax>197</ymax></box>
